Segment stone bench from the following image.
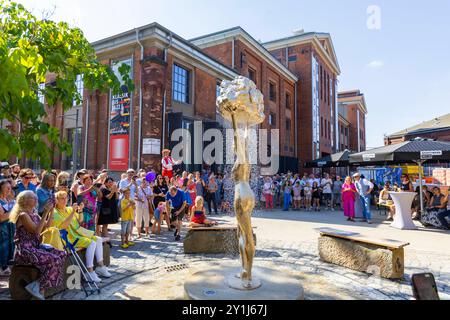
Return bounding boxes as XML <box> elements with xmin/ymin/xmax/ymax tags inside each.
<box><xmin>183</xmin><ymin>225</ymin><xmax>256</xmax><ymax>254</ymax></box>
<box><xmin>9</xmin><ymin>238</ymin><xmax>111</xmax><ymax>300</ymax></box>
<box><xmin>317</xmin><ymin>228</ymin><xmax>409</xmax><ymax>279</ymax></box>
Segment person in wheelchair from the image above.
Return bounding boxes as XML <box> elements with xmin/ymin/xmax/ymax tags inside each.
<box><xmin>51</xmin><ymin>191</ymin><xmax>111</xmax><ymax>283</ymax></box>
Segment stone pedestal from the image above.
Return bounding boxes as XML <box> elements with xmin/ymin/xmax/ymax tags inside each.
<box><xmin>318</xmin><ymin>235</ymin><xmax>405</xmax><ymax>279</ymax></box>
<box><xmin>184</xmin><ymin>265</ymin><xmax>304</xmax><ymax>300</ymax></box>
<box><xmin>183</xmin><ymin>228</ymin><xmax>256</xmax><ymax>254</ymax></box>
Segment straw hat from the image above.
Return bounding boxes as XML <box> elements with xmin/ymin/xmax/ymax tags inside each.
<box><xmin>162</xmin><ymin>149</ymin><xmax>171</xmax><ymax>154</ymax></box>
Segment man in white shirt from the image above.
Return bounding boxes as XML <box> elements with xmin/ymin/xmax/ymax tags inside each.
<box><xmin>321</xmin><ymin>173</ymin><xmax>333</xmax><ymax>210</ymax></box>
<box><xmin>119</xmin><ymin>168</ymin><xmax>138</xmax><ymax>200</ymax></box>
<box><xmin>354</xmin><ymin>172</ymin><xmax>374</xmax><ymax>224</ymax></box>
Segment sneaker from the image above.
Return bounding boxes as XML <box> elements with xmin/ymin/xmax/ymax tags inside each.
<box><xmin>367</xmin><ymin>220</ymin><xmax>373</xmax><ymax>224</ymax></box>
<box><xmin>88</xmin><ymin>271</ymin><xmax>102</xmax><ymax>283</ymax></box>
<box><xmin>25</xmin><ymin>281</ymin><xmax>45</xmax><ymax>300</ymax></box>
<box><xmin>96</xmin><ymin>266</ymin><xmax>112</xmax><ymax>278</ymax></box>
<box><xmin>0</xmin><ymin>267</ymin><xmax>11</xmax><ymax>277</ymax></box>
<box><xmin>120</xmin><ymin>243</ymin><xmax>129</xmax><ymax>249</ymax></box>
<box><xmin>128</xmin><ymin>241</ymin><xmax>135</xmax><ymax>246</ymax></box>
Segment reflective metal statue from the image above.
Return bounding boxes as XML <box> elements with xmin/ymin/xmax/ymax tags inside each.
<box><xmin>217</xmin><ymin>76</ymin><xmax>265</xmax><ymax>289</ymax></box>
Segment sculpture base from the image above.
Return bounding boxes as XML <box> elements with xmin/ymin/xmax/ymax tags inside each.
<box><xmin>184</xmin><ymin>265</ymin><xmax>304</xmax><ymax>300</ymax></box>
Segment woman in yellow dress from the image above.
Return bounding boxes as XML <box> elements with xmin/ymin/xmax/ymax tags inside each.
<box><xmin>51</xmin><ymin>191</ymin><xmax>112</xmax><ymax>283</ymax></box>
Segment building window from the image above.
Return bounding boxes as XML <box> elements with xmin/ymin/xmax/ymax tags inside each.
<box><xmin>269</xmin><ymin>113</ymin><xmax>276</xmax><ymax>126</ymax></box>
<box><xmin>345</xmin><ymin>127</ymin><xmax>348</xmax><ymax>137</ymax></box>
<box><xmin>321</xmin><ymin>117</ymin><xmax>324</xmax><ymax>136</ymax></box>
<box><xmin>286</xmin><ymin>119</ymin><xmax>291</xmax><ymax>131</ymax></box>
<box><xmin>248</xmin><ymin>67</ymin><xmax>256</xmax><ymax>84</ymax></box>
<box><xmin>328</xmin><ymin>121</ymin><xmax>331</xmax><ymax>140</ymax></box>
<box><xmin>216</xmin><ymin>81</ymin><xmax>221</xmax><ymax>98</ymax></box>
<box><xmin>173</xmin><ymin>64</ymin><xmax>190</xmax><ymax>103</ymax></box>
<box><xmin>285</xmin><ymin>93</ymin><xmax>291</xmax><ymax>109</ymax></box>
<box><xmin>73</xmin><ymin>74</ymin><xmax>84</xmax><ymax>106</ymax></box>
<box><xmin>269</xmin><ymin>82</ymin><xmax>276</xmax><ymax>101</ymax></box>
<box><xmin>38</xmin><ymin>83</ymin><xmax>45</xmax><ymax>105</ymax></box>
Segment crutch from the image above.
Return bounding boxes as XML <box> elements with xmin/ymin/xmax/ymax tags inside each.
<box><xmin>59</xmin><ymin>230</ymin><xmax>100</xmax><ymax>296</ymax></box>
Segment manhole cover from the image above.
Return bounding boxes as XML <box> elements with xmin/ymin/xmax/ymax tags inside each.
<box><xmin>164</xmin><ymin>263</ymin><xmax>189</xmax><ymax>273</ymax></box>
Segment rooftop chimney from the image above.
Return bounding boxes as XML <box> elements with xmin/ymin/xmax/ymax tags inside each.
<box><xmin>292</xmin><ymin>28</ymin><xmax>304</xmax><ymax>35</ymax></box>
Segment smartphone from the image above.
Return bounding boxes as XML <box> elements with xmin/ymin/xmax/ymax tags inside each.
<box><xmin>411</xmin><ymin>273</ymin><xmax>440</xmax><ymax>300</ymax></box>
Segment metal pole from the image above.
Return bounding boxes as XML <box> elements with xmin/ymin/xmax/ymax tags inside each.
<box><xmin>417</xmin><ymin>160</ymin><xmax>425</xmax><ymax>214</ymax></box>
<box><xmin>73</xmin><ymin>108</ymin><xmax>79</xmax><ymax>177</ymax></box>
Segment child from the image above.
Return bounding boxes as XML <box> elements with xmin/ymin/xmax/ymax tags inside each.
<box><xmin>189</xmin><ymin>196</ymin><xmax>218</xmax><ymax>227</ymax></box>
<box><xmin>152</xmin><ymin>202</ymin><xmax>166</xmax><ymax>235</ymax></box>
<box><xmin>292</xmin><ymin>181</ymin><xmax>302</xmax><ymax>210</ymax></box>
<box><xmin>120</xmin><ymin>188</ymin><xmax>135</xmax><ymax>249</ymax></box>
<box><xmin>304</xmin><ymin>182</ymin><xmax>312</xmax><ymax>211</ymax></box>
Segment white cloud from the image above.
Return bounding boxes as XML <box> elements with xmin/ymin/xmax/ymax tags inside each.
<box><xmin>367</xmin><ymin>60</ymin><xmax>384</xmax><ymax>68</ymax></box>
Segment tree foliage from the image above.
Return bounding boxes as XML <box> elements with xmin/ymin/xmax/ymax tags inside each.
<box><xmin>0</xmin><ymin>0</ymin><xmax>134</xmax><ymax>168</ymax></box>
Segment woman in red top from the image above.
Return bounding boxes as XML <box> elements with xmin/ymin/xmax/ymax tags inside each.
<box><xmin>187</xmin><ymin>173</ymin><xmax>196</xmax><ymax>209</ymax></box>
<box><xmin>189</xmin><ymin>196</ymin><xmax>217</xmax><ymax>227</ymax></box>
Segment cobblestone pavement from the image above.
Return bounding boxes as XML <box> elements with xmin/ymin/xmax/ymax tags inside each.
<box><xmin>1</xmin><ymin>209</ymin><xmax>449</xmax><ymax>300</ymax></box>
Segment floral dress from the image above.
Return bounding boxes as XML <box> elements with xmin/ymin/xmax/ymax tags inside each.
<box><xmin>0</xmin><ymin>199</ymin><xmax>15</xmax><ymax>270</ymax></box>
<box><xmin>14</xmin><ymin>212</ymin><xmax>66</xmax><ymax>291</ymax></box>
<box><xmin>78</xmin><ymin>187</ymin><xmax>98</xmax><ymax>231</ymax></box>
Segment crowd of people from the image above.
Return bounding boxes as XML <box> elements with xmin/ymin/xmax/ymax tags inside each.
<box><xmin>0</xmin><ymin>155</ymin><xmax>449</xmax><ymax>299</ymax></box>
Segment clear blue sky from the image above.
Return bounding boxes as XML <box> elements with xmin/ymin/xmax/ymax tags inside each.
<box><xmin>16</xmin><ymin>0</ymin><xmax>450</xmax><ymax>149</ymax></box>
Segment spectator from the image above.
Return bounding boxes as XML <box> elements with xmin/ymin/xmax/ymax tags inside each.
<box><xmin>120</xmin><ymin>188</ymin><xmax>135</xmax><ymax>249</ymax></box>
<box><xmin>55</xmin><ymin>171</ymin><xmax>71</xmax><ymax>194</ymax></box>
<box><xmin>194</xmin><ymin>171</ymin><xmax>205</xmax><ymax>198</ymax></box>
<box><xmin>52</xmin><ymin>191</ymin><xmax>111</xmax><ymax>283</ymax></box>
<box><xmin>36</xmin><ymin>171</ymin><xmax>56</xmax><ymax>217</ymax></box>
<box><xmin>436</xmin><ymin>188</ymin><xmax>450</xmax><ymax>230</ymax></box>
<box><xmin>304</xmin><ymin>182</ymin><xmax>312</xmax><ymax>211</ymax></box>
<box><xmin>187</xmin><ymin>173</ymin><xmax>197</xmax><ymax>209</ymax></box>
<box><xmin>342</xmin><ymin>176</ymin><xmax>357</xmax><ymax>222</ymax></box>
<box><xmin>189</xmin><ymin>196</ymin><xmax>218</xmax><ymax>227</ymax></box>
<box><xmin>16</xmin><ymin>169</ymin><xmax>37</xmax><ymax>195</ymax></box>
<box><xmin>77</xmin><ymin>174</ymin><xmax>103</xmax><ymax>232</ymax></box>
<box><xmin>119</xmin><ymin>169</ymin><xmax>138</xmax><ymax>200</ymax></box>
<box><xmin>165</xmin><ymin>186</ymin><xmax>187</xmax><ymax>241</ymax></box>
<box><xmin>98</xmin><ymin>177</ymin><xmax>119</xmax><ymax>237</ymax></box>
<box><xmin>9</xmin><ymin>191</ymin><xmax>66</xmax><ymax>300</ymax></box>
<box><xmin>135</xmin><ymin>178</ymin><xmax>152</xmax><ymax>238</ymax></box>
<box><xmin>152</xmin><ymin>202</ymin><xmax>166</xmax><ymax>235</ymax></box>
<box><xmin>70</xmin><ymin>169</ymin><xmax>88</xmax><ymax>204</ymax></box>
<box><xmin>321</xmin><ymin>173</ymin><xmax>333</xmax><ymax>211</ymax></box>
<box><xmin>400</xmin><ymin>174</ymin><xmax>414</xmax><ymax>192</ymax></box>
<box><xmin>153</xmin><ymin>175</ymin><xmax>171</xmax><ymax>231</ymax></box>
<box><xmin>0</xmin><ymin>180</ymin><xmax>15</xmax><ymax>276</ymax></box>
<box><xmin>292</xmin><ymin>181</ymin><xmax>301</xmax><ymax>210</ymax></box>
<box><xmin>263</xmin><ymin>177</ymin><xmax>274</xmax><ymax>210</ymax></box>
<box><xmin>311</xmin><ymin>181</ymin><xmax>321</xmax><ymax>211</ymax></box>
<box><xmin>379</xmin><ymin>184</ymin><xmax>395</xmax><ymax>220</ymax></box>
<box><xmin>205</xmin><ymin>176</ymin><xmax>218</xmax><ymax>215</ymax></box>
<box><xmin>282</xmin><ymin>180</ymin><xmax>292</xmax><ymax>211</ymax></box>
<box><xmin>332</xmin><ymin>176</ymin><xmax>343</xmax><ymax>210</ymax></box>
<box><xmin>10</xmin><ymin>164</ymin><xmax>21</xmax><ymax>181</ymax></box>
<box><xmin>353</xmin><ymin>172</ymin><xmax>374</xmax><ymax>224</ymax></box>
<box><xmin>0</xmin><ymin>162</ymin><xmax>12</xmax><ymax>181</ymax></box>
<box><xmin>422</xmin><ymin>187</ymin><xmax>448</xmax><ymax>229</ymax></box>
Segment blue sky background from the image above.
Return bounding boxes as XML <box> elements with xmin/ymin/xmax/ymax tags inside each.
<box><xmin>16</xmin><ymin>0</ymin><xmax>450</xmax><ymax>149</ymax></box>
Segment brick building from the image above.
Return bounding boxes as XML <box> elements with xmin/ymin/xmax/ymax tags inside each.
<box><xmin>337</xmin><ymin>90</ymin><xmax>368</xmax><ymax>152</ymax></box>
<box><xmin>6</xmin><ymin>23</ymin><xmax>370</xmax><ymax>174</ymax></box>
<box><xmin>263</xmin><ymin>30</ymin><xmax>341</xmax><ymax>167</ymax></box>
<box><xmin>385</xmin><ymin>113</ymin><xmax>450</xmax><ymax>145</ymax></box>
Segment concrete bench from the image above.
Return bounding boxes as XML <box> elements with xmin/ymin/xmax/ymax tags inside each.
<box><xmin>9</xmin><ymin>238</ymin><xmax>111</xmax><ymax>300</ymax></box>
<box><xmin>317</xmin><ymin>228</ymin><xmax>409</xmax><ymax>279</ymax></box>
<box><xmin>183</xmin><ymin>225</ymin><xmax>256</xmax><ymax>254</ymax></box>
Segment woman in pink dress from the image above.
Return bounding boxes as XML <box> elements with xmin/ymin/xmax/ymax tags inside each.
<box><xmin>342</xmin><ymin>176</ymin><xmax>357</xmax><ymax>221</ymax></box>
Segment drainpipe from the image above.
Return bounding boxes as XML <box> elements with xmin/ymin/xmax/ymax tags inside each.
<box><xmin>162</xmin><ymin>32</ymin><xmax>173</xmax><ymax>150</ymax></box>
<box><xmin>285</xmin><ymin>46</ymin><xmax>289</xmax><ymax>67</ymax></box>
<box><xmin>231</xmin><ymin>37</ymin><xmax>235</xmax><ymax>69</ymax></box>
<box><xmin>294</xmin><ymin>83</ymin><xmax>298</xmax><ymax>159</ymax></box>
<box><xmin>136</xmin><ymin>28</ymin><xmax>144</xmax><ymax>170</ymax></box>
<box><xmin>83</xmin><ymin>94</ymin><xmax>90</xmax><ymax>168</ymax></box>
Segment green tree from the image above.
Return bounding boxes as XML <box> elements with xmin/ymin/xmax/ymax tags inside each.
<box><xmin>0</xmin><ymin>0</ymin><xmax>134</xmax><ymax>168</ymax></box>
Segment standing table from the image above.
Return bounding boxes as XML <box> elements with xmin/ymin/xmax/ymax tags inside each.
<box><xmin>389</xmin><ymin>192</ymin><xmax>418</xmax><ymax>230</ymax></box>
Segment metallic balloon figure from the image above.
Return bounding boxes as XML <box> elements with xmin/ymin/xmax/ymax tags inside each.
<box><xmin>217</xmin><ymin>76</ymin><xmax>265</xmax><ymax>289</ymax></box>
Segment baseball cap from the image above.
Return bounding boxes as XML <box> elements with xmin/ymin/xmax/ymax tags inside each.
<box><xmin>0</xmin><ymin>162</ymin><xmax>10</xmax><ymax>169</ymax></box>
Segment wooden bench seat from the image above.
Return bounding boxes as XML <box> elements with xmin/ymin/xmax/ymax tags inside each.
<box><xmin>317</xmin><ymin>228</ymin><xmax>409</xmax><ymax>279</ymax></box>
<box><xmin>9</xmin><ymin>238</ymin><xmax>111</xmax><ymax>300</ymax></box>
<box><xmin>183</xmin><ymin>224</ymin><xmax>257</xmax><ymax>254</ymax></box>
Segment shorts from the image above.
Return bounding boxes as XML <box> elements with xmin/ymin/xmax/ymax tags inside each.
<box><xmin>154</xmin><ymin>208</ymin><xmax>161</xmax><ymax>221</ymax></box>
<box><xmin>293</xmin><ymin>196</ymin><xmax>302</xmax><ymax>201</ymax></box>
<box><xmin>170</xmin><ymin>207</ymin><xmax>185</xmax><ymax>222</ymax></box>
<box><xmin>323</xmin><ymin>193</ymin><xmax>332</xmax><ymax>201</ymax></box>
<box><xmin>121</xmin><ymin>220</ymin><xmax>133</xmax><ymax>235</ymax></box>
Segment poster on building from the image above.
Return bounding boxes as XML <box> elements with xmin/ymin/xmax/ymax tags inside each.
<box><xmin>108</xmin><ymin>59</ymin><xmax>132</xmax><ymax>171</ymax></box>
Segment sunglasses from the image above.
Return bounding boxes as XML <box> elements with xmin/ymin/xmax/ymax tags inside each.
<box><xmin>24</xmin><ymin>176</ymin><xmax>33</xmax><ymax>180</ymax></box>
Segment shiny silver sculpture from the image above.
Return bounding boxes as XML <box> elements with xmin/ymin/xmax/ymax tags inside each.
<box><xmin>217</xmin><ymin>76</ymin><xmax>265</xmax><ymax>289</ymax></box>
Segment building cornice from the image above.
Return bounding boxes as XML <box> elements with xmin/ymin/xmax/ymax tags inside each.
<box><xmin>92</xmin><ymin>22</ymin><xmax>239</xmax><ymax>80</ymax></box>
<box><xmin>262</xmin><ymin>33</ymin><xmax>341</xmax><ymax>76</ymax></box>
<box><xmin>338</xmin><ymin>95</ymin><xmax>368</xmax><ymax>114</ymax></box>
<box><xmin>190</xmin><ymin>27</ymin><xmax>298</xmax><ymax>83</ymax></box>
